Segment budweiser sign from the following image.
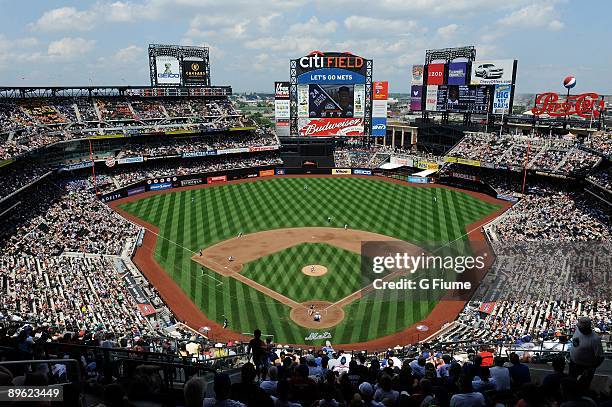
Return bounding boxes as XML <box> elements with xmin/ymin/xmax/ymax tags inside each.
<box><xmin>299</xmin><ymin>118</ymin><xmax>364</xmax><ymax>137</ymax></box>
<box><xmin>532</xmin><ymin>92</ymin><xmax>604</xmax><ymax>119</ymax></box>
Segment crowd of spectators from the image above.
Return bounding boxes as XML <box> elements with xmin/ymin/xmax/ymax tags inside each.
<box><xmin>491</xmin><ymin>183</ymin><xmax>610</xmax><ymax>241</ymax></box>
<box><xmin>97</xmin><ymin>153</ymin><xmax>283</xmax><ymax>192</ymax></box>
<box><xmin>1</xmin><ymin>318</ymin><xmax>610</xmax><ymax>406</ymax></box>
<box><xmin>0</xmin><ymin>96</ymin><xmax>243</xmax><ymax>160</ymax></box>
<box><xmin>451</xmin><ymin>301</ymin><xmax>611</xmax><ymax>348</ymax></box>
<box><xmin>585</xmin><ymin>133</ymin><xmax>612</xmax><ymax>157</ymax></box>
<box><xmin>0</xmin><ymin>179</ymin><xmax>139</xmax><ymax>257</ymax></box>
<box><xmin>0</xmin><ymin>161</ymin><xmax>52</xmax><ymax>200</ymax></box>
<box><xmin>448</xmin><ymin>133</ymin><xmax>602</xmax><ymax>174</ymax></box>
<box><xmin>587</xmin><ymin>166</ymin><xmax>612</xmax><ymax>191</ymax></box>
<box><xmin>120</xmin><ymin>132</ymin><xmax>277</xmax><ymax>158</ymax></box>
<box><xmin>0</xmin><ymin>256</ymin><xmax>152</xmax><ymax>335</ymax></box>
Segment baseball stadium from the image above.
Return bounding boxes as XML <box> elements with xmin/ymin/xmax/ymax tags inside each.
<box><xmin>1</xmin><ymin>3</ymin><xmax>612</xmax><ymax>406</ymax></box>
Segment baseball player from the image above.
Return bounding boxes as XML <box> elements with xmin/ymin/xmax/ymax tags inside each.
<box><xmin>308</xmin><ymin>304</ymin><xmax>314</xmax><ymax>316</ymax></box>
<box><xmin>311</xmin><ymin>265</ymin><xmax>315</xmax><ymax>274</ymax></box>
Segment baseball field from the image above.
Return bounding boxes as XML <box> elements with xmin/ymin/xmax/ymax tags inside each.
<box><xmin>117</xmin><ymin>176</ymin><xmax>502</xmax><ymax>346</ymax></box>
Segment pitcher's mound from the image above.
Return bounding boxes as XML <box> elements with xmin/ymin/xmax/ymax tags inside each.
<box><xmin>302</xmin><ymin>264</ymin><xmax>328</xmax><ymax>276</ymax></box>
<box><xmin>290</xmin><ymin>301</ymin><xmax>344</xmax><ymax>328</ymax></box>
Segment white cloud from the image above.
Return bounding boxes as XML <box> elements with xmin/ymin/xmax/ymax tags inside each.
<box><xmin>30</xmin><ymin>7</ymin><xmax>95</xmax><ymax>32</ymax></box>
<box><xmin>252</xmin><ymin>53</ymin><xmax>270</xmax><ymax>71</ymax></box>
<box><xmin>257</xmin><ymin>13</ymin><xmax>281</xmax><ymax>31</ymax></box>
<box><xmin>318</xmin><ymin>0</ymin><xmax>535</xmax><ymax>16</ymax></box>
<box><xmin>48</xmin><ymin>37</ymin><xmax>95</xmax><ymax>59</ymax></box>
<box><xmin>104</xmin><ymin>1</ymin><xmax>140</xmax><ymax>22</ymax></box>
<box><xmin>437</xmin><ymin>24</ymin><xmax>459</xmax><ymax>37</ymax></box>
<box><xmin>499</xmin><ymin>4</ymin><xmax>564</xmax><ymax>30</ymax></box>
<box><xmin>288</xmin><ymin>17</ymin><xmax>337</xmax><ymax>36</ymax></box>
<box><xmin>344</xmin><ymin>16</ymin><xmax>418</xmax><ymax>35</ymax></box>
<box><xmin>114</xmin><ymin>45</ymin><xmax>144</xmax><ymax>62</ymax></box>
<box><xmin>187</xmin><ymin>14</ymin><xmax>250</xmax><ymax>39</ymax></box>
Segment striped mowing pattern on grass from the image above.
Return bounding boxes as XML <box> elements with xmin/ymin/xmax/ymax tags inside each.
<box><xmin>120</xmin><ymin>177</ymin><xmax>500</xmax><ymax>344</ymax></box>
<box><xmin>241</xmin><ymin>243</ymin><xmax>362</xmax><ymax>303</ymax></box>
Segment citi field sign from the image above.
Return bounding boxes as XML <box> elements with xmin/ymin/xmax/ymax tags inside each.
<box><xmin>295</xmin><ymin>51</ymin><xmax>367</xmax><ymax>85</ymax></box>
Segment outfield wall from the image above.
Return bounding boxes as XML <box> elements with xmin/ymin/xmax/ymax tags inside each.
<box><xmin>99</xmin><ymin>164</ymin><xmax>507</xmax><ymax>203</ymax></box>
<box><xmin>100</xmin><ymin>166</ymin><xmax>382</xmax><ymax>202</ymax></box>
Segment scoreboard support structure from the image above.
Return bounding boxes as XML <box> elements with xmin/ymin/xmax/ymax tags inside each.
<box><xmin>422</xmin><ymin>46</ymin><xmax>477</xmax><ymax>125</ymax></box>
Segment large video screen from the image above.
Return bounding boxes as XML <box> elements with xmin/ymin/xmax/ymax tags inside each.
<box><xmin>308</xmin><ymin>84</ymin><xmax>356</xmax><ymax>118</ymax></box>
<box><xmin>428</xmin><ymin>85</ymin><xmax>489</xmax><ymax>113</ymax></box>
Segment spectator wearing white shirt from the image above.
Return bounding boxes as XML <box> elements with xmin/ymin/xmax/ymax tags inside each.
<box><xmin>489</xmin><ymin>356</ymin><xmax>511</xmax><ymax>391</ymax></box>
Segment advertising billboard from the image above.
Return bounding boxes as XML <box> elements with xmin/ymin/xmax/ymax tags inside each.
<box><xmin>275</xmin><ymin>120</ymin><xmax>290</xmax><ymax>137</ymax></box>
<box><xmin>531</xmin><ymin>92</ymin><xmax>604</xmax><ymax>119</ymax></box>
<box><xmin>372</xmin><ymin>100</ymin><xmax>388</xmax><ymax>117</ymax></box>
<box><xmin>275</xmin><ymin>81</ymin><xmax>289</xmax><ymax>99</ymax></box>
<box><xmin>410</xmin><ymin>85</ymin><xmax>423</xmax><ymax>111</ymax></box>
<box><xmin>207</xmin><ymin>175</ymin><xmax>227</xmax><ymax>183</ymax></box>
<box><xmin>373</xmin><ymin>81</ymin><xmax>389</xmax><ymax>100</ymax></box>
<box><xmin>470</xmin><ymin>59</ymin><xmax>516</xmax><ymax>85</ymax></box>
<box><xmin>447</xmin><ymin>62</ymin><xmax>467</xmax><ymax>85</ymax></box>
<box><xmin>150</xmin><ymin>182</ymin><xmax>172</xmax><ymax>191</ymax></box>
<box><xmin>411</xmin><ymin>65</ymin><xmax>424</xmax><ymax>85</ymax></box>
<box><xmin>372</xmin><ymin>117</ymin><xmax>387</xmax><ymax>136</ymax></box>
<box><xmin>297</xmin><ymin>84</ymin><xmax>309</xmax><ymax>118</ymax></box>
<box><xmin>425</xmin><ymin>86</ymin><xmax>438</xmax><ymax>111</ymax></box>
<box><xmin>493</xmin><ymin>84</ymin><xmax>511</xmax><ymax>114</ymax></box>
<box><xmin>275</xmin><ymin>99</ymin><xmax>290</xmax><ymax>119</ymax></box>
<box><xmin>353</xmin><ymin>84</ymin><xmax>365</xmax><ymax>118</ymax></box>
<box><xmin>298</xmin><ymin>118</ymin><xmax>364</xmax><ymax>137</ymax></box>
<box><xmin>155</xmin><ymin>56</ymin><xmax>181</xmax><ymax>85</ymax></box>
<box><xmin>427</xmin><ymin>63</ymin><xmax>445</xmax><ymax>85</ymax></box>
<box><xmin>182</xmin><ymin>60</ymin><xmax>207</xmax><ymax>85</ymax></box>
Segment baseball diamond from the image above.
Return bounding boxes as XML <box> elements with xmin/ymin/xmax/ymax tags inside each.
<box><xmin>115</xmin><ymin>176</ymin><xmax>502</xmax><ymax>346</ymax></box>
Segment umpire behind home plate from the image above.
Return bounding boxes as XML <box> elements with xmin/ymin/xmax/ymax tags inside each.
<box><xmin>569</xmin><ymin>316</ymin><xmax>604</xmax><ymax>388</ymax></box>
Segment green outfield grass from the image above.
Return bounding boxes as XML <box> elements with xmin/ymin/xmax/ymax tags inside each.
<box><xmin>119</xmin><ymin>177</ymin><xmax>500</xmax><ymax>344</ymax></box>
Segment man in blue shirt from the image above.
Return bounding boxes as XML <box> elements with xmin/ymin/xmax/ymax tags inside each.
<box><xmin>508</xmin><ymin>352</ymin><xmax>531</xmax><ymax>388</ymax></box>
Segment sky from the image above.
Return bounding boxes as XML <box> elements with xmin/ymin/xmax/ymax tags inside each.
<box><xmin>0</xmin><ymin>0</ymin><xmax>610</xmax><ymax>94</ymax></box>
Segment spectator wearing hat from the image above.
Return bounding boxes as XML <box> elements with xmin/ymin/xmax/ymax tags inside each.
<box><xmin>357</xmin><ymin>382</ymin><xmax>384</xmax><ymax>407</ymax></box>
<box><xmin>569</xmin><ymin>316</ymin><xmax>604</xmax><ymax>389</ymax></box>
